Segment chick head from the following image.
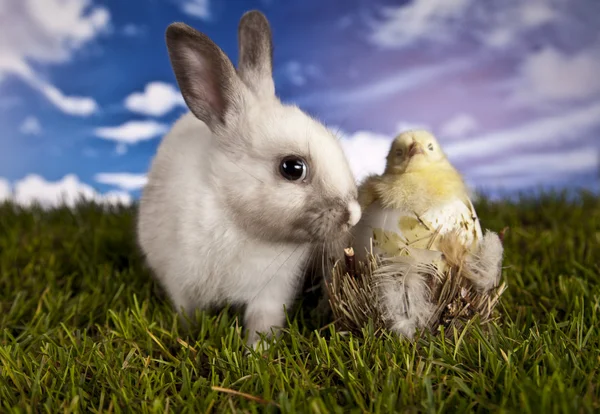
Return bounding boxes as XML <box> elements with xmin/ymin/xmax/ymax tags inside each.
<box><xmin>384</xmin><ymin>130</ymin><xmax>447</xmax><ymax>174</ymax></box>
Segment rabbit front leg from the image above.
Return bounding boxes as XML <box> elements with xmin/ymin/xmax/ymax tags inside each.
<box><xmin>244</xmin><ymin>293</ymin><xmax>290</xmax><ymax>350</ymax></box>
<box><xmin>243</xmin><ymin>267</ymin><xmax>301</xmax><ymax>351</ymax></box>
<box><xmin>164</xmin><ymin>284</ymin><xmax>199</xmax><ymax>329</ymax></box>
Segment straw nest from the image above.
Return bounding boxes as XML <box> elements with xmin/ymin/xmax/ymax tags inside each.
<box><xmin>324</xmin><ymin>229</ymin><xmax>508</xmax><ymax>338</ymax></box>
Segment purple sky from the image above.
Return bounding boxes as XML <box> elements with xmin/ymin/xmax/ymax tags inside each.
<box><xmin>0</xmin><ymin>0</ymin><xmax>599</xmax><ymax>207</ymax></box>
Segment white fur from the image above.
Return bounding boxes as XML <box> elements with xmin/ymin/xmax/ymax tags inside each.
<box><xmin>137</xmin><ymin>14</ymin><xmax>359</xmax><ymax>349</ymax></box>
<box><xmin>348</xmin><ymin>200</ymin><xmax>362</xmax><ymax>228</ymax></box>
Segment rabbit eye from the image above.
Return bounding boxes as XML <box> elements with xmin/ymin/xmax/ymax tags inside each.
<box><xmin>280</xmin><ymin>156</ymin><xmax>308</xmax><ymax>181</ymax></box>
<box><xmin>428</xmin><ymin>143</ymin><xmax>434</xmax><ymax>151</ymax></box>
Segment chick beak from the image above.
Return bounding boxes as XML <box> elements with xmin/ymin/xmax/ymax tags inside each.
<box><xmin>408</xmin><ymin>142</ymin><xmax>425</xmax><ymax>157</ymax></box>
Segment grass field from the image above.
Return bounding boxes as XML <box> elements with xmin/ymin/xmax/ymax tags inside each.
<box><xmin>0</xmin><ymin>192</ymin><xmax>599</xmax><ymax>413</ymax></box>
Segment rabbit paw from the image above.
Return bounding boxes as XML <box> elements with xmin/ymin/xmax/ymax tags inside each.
<box><xmin>243</xmin><ymin>297</ymin><xmax>286</xmax><ymax>353</ymax></box>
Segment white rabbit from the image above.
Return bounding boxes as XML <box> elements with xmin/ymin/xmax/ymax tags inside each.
<box><xmin>137</xmin><ymin>10</ymin><xmax>361</xmax><ymax>349</ymax></box>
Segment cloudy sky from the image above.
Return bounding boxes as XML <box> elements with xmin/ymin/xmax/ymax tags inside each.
<box><xmin>0</xmin><ymin>0</ymin><xmax>599</xmax><ymax>207</ymax></box>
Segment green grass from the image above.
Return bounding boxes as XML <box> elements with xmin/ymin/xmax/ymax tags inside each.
<box><xmin>0</xmin><ymin>192</ymin><xmax>599</xmax><ymax>413</ymax></box>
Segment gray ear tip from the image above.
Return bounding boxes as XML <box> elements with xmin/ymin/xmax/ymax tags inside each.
<box><xmin>165</xmin><ymin>22</ymin><xmax>196</xmax><ymax>41</ymax></box>
<box><xmin>239</xmin><ymin>9</ymin><xmax>270</xmax><ymax>29</ymax></box>
<box><xmin>166</xmin><ymin>22</ymin><xmax>189</xmax><ymax>33</ymax></box>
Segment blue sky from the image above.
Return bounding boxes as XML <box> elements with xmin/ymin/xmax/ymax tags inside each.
<box><xmin>0</xmin><ymin>0</ymin><xmax>599</xmax><ymax>206</ymax></box>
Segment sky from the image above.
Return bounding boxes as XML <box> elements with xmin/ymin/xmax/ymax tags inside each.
<box><xmin>0</xmin><ymin>0</ymin><xmax>599</xmax><ymax>207</ymax></box>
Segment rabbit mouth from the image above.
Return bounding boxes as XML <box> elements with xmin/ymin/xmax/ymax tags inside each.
<box><xmin>299</xmin><ymin>204</ymin><xmax>353</xmax><ymax>243</ymax></box>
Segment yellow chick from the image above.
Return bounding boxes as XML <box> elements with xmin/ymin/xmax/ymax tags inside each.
<box><xmin>351</xmin><ymin>130</ymin><xmax>501</xmax><ymax>338</ymax></box>
<box><xmin>353</xmin><ymin>129</ymin><xmax>482</xmax><ymax>261</ymax></box>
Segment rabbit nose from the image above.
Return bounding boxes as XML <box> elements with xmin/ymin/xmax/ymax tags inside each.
<box><xmin>347</xmin><ymin>200</ymin><xmax>362</xmax><ymax>227</ymax></box>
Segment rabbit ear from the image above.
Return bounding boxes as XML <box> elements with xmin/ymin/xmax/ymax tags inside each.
<box><xmin>237</xmin><ymin>10</ymin><xmax>275</xmax><ymax>97</ymax></box>
<box><xmin>166</xmin><ymin>22</ymin><xmax>242</xmax><ymax>130</ymax></box>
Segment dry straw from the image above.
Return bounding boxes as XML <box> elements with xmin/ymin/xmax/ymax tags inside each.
<box><xmin>325</xmin><ymin>230</ymin><xmax>508</xmax><ymax>338</ymax></box>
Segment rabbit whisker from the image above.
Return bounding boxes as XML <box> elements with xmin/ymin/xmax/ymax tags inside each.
<box><xmin>249</xmin><ymin>243</ymin><xmax>309</xmax><ymax>304</ymax></box>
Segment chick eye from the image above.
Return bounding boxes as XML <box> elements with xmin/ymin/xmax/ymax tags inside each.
<box><xmin>428</xmin><ymin>143</ymin><xmax>434</xmax><ymax>151</ymax></box>
<box><xmin>279</xmin><ymin>156</ymin><xmax>308</xmax><ymax>181</ymax></box>
<box><xmin>395</xmin><ymin>149</ymin><xmax>404</xmax><ymax>157</ymax></box>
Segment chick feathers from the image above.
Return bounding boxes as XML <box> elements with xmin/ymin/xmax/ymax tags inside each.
<box><xmin>351</xmin><ymin>129</ymin><xmax>499</xmax><ymax>339</ymax></box>
<box><xmin>354</xmin><ymin>129</ymin><xmax>482</xmax><ymax>260</ymax></box>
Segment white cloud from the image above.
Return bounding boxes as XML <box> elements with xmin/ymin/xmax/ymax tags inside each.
<box><xmin>280</xmin><ymin>61</ymin><xmax>321</xmax><ymax>87</ymax></box>
<box><xmin>483</xmin><ymin>2</ymin><xmax>558</xmax><ymax>48</ymax></box>
<box><xmin>339</xmin><ymin>59</ymin><xmax>469</xmax><ymax>104</ymax></box>
<box><xmin>123</xmin><ymin>24</ymin><xmax>144</xmax><ymax>37</ymax></box>
<box><xmin>115</xmin><ymin>143</ymin><xmax>128</xmax><ymax>155</ymax></box>
<box><xmin>0</xmin><ymin>178</ymin><xmax>11</xmax><ymax>202</ymax></box>
<box><xmin>124</xmin><ymin>82</ymin><xmax>185</xmax><ymax>116</ymax></box>
<box><xmin>339</xmin><ymin>130</ymin><xmax>392</xmax><ymax>182</ymax></box>
<box><xmin>94</xmin><ymin>173</ymin><xmax>148</xmax><ymax>191</ymax></box>
<box><xmin>444</xmin><ymin>101</ymin><xmax>600</xmax><ymax>162</ymax></box>
<box><xmin>19</xmin><ymin>116</ymin><xmax>42</xmax><ymax>135</ymax></box>
<box><xmin>335</xmin><ymin>110</ymin><xmax>599</xmax><ymax>193</ymax></box>
<box><xmin>511</xmin><ymin>46</ymin><xmax>600</xmax><ymax>105</ymax></box>
<box><xmin>296</xmin><ymin>59</ymin><xmax>469</xmax><ymax>106</ymax></box>
<box><xmin>519</xmin><ymin>2</ymin><xmax>557</xmax><ymax>27</ymax></box>
<box><xmin>94</xmin><ymin>120</ymin><xmax>169</xmax><ymax>144</ymax></box>
<box><xmin>0</xmin><ymin>0</ymin><xmax>108</xmax><ymax>115</ymax></box>
<box><xmin>2</xmin><ymin>174</ymin><xmax>131</xmax><ymax>208</ymax></box>
<box><xmin>29</xmin><ymin>77</ymin><xmax>98</xmax><ymax>116</ymax></box>
<box><xmin>439</xmin><ymin>113</ymin><xmax>478</xmax><ymax>138</ymax></box>
<box><xmin>0</xmin><ymin>0</ymin><xmax>110</xmax><ymax>69</ymax></box>
<box><xmin>338</xmin><ymin>122</ymin><xmax>435</xmax><ymax>183</ymax></box>
<box><xmin>368</xmin><ymin>0</ymin><xmax>561</xmax><ymax>49</ymax></box>
<box><xmin>468</xmin><ymin>146</ymin><xmax>598</xmax><ymax>179</ymax></box>
<box><xmin>394</xmin><ymin>121</ymin><xmax>431</xmax><ymax>135</ymax></box>
<box><xmin>177</xmin><ymin>0</ymin><xmax>210</xmax><ymax>20</ymax></box>
<box><xmin>368</xmin><ymin>0</ymin><xmax>471</xmax><ymax>49</ymax></box>
<box><xmin>472</xmin><ymin>170</ymin><xmax>595</xmax><ymax>193</ymax></box>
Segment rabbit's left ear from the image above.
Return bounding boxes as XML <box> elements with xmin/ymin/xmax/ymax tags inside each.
<box><xmin>165</xmin><ymin>22</ymin><xmax>243</xmax><ymax>131</ymax></box>
<box><xmin>237</xmin><ymin>10</ymin><xmax>275</xmax><ymax>97</ymax></box>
